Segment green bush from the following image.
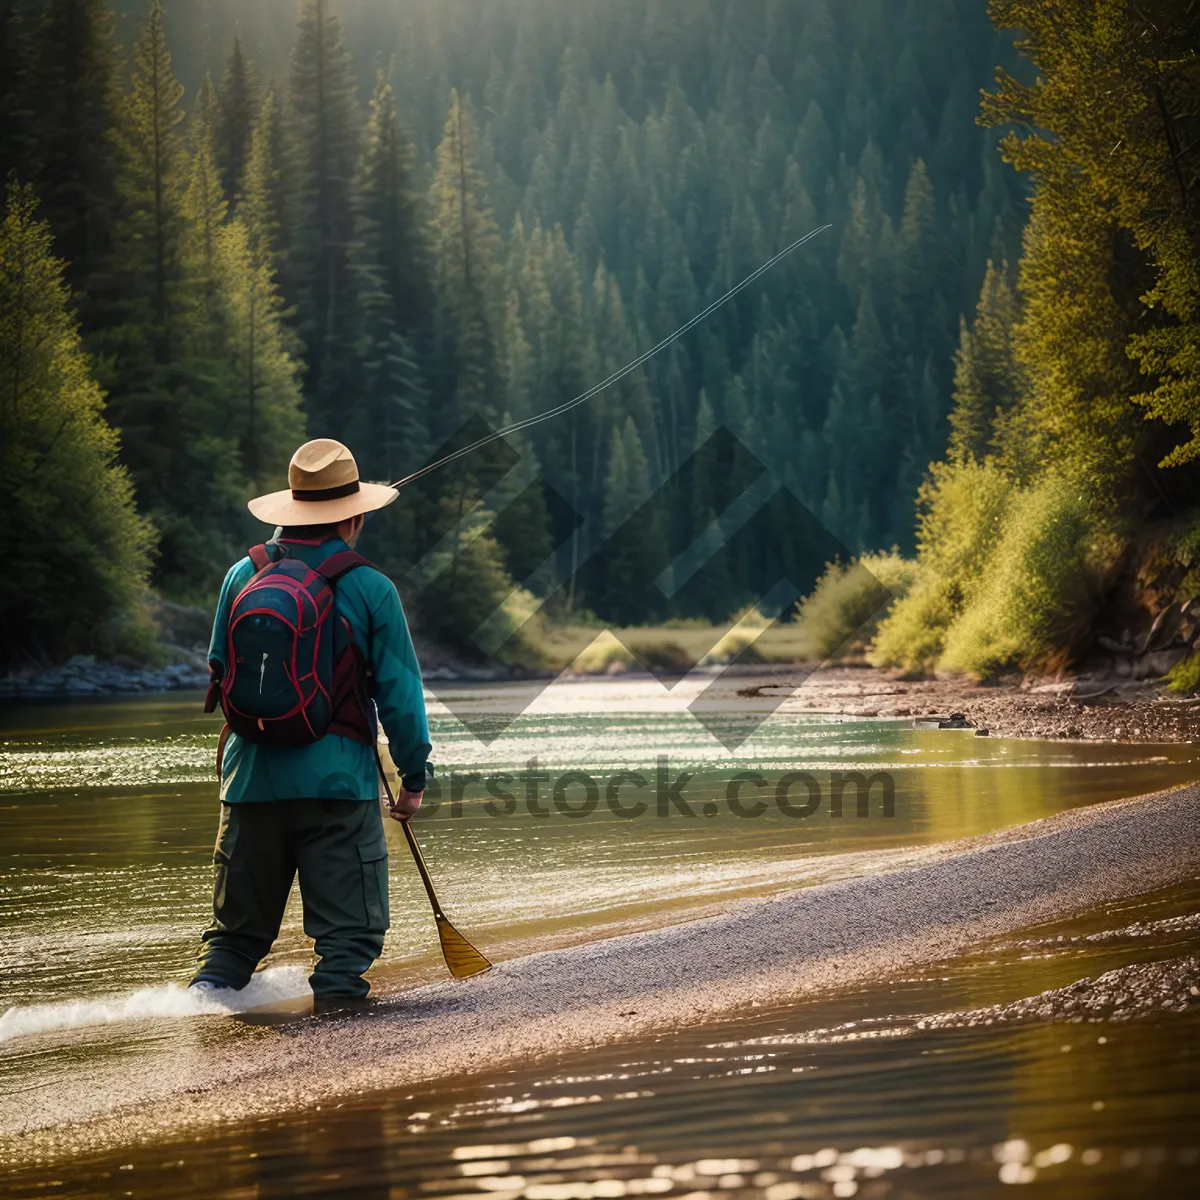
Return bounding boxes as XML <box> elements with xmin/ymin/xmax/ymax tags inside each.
<box><xmin>625</xmin><ymin>638</ymin><xmax>693</xmax><ymax>671</ymax></box>
<box><xmin>867</xmin><ymin>576</ymin><xmax>957</xmax><ymax>673</ymax></box>
<box><xmin>569</xmin><ymin>633</ymin><xmax>635</xmax><ymax>673</ymax></box>
<box><xmin>794</xmin><ymin>552</ymin><xmax>918</xmax><ymax>662</ymax></box>
<box><xmin>701</xmin><ymin>625</ymin><xmax>765</xmax><ymax>665</ymax></box>
<box><xmin>940</xmin><ymin>476</ymin><xmax>1098</xmax><ymax>676</ymax></box>
<box><xmin>1166</xmin><ymin>652</ymin><xmax>1200</xmax><ymax>696</ymax></box>
<box><xmin>871</xmin><ymin>460</ymin><xmax>1013</xmax><ymax>671</ymax></box>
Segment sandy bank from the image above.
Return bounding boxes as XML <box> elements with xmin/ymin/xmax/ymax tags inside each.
<box><xmin>3</xmin><ymin>781</ymin><xmax>1198</xmax><ymax>1166</ymax></box>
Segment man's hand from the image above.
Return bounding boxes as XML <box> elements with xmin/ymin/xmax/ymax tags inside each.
<box><xmin>387</xmin><ymin>788</ymin><xmax>423</xmax><ymax>821</ymax></box>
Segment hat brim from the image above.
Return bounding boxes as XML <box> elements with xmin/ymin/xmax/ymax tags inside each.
<box><xmin>247</xmin><ymin>481</ymin><xmax>399</xmax><ymax>526</ymax></box>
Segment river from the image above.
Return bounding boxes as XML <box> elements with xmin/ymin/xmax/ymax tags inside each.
<box><xmin>1</xmin><ymin>679</ymin><xmax>1197</xmax><ymax>1196</ymax></box>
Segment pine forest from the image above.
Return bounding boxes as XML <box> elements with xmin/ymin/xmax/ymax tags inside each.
<box><xmin>1</xmin><ymin>0</ymin><xmax>1197</xmax><ymax>685</ymax></box>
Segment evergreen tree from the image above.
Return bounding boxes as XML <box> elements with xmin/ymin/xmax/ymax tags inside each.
<box><xmin>214</xmin><ymin>28</ymin><xmax>258</xmax><ymax>207</ymax></box>
<box><xmin>688</xmin><ymin>389</ymin><xmax>720</xmax><ymax>598</ymax></box>
<box><xmin>181</xmin><ymin>88</ymin><xmax>227</xmax><ymax>352</ymax></box>
<box><xmin>30</xmin><ymin>0</ymin><xmax>125</xmax><ymax>331</ymax></box>
<box><xmin>428</xmin><ymin>89</ymin><xmax>504</xmax><ymax>438</ymax></box>
<box><xmin>240</xmin><ymin>88</ymin><xmax>279</xmax><ymax>262</ymax></box>
<box><xmin>984</xmin><ymin>0</ymin><xmax>1200</xmax><ymax>483</ymax></box>
<box><xmin>183</xmin><ymin>89</ymin><xmax>307</xmax><ymax>493</ymax></box>
<box><xmin>110</xmin><ymin>0</ymin><xmax>186</xmax><ymax>348</ymax></box>
<box><xmin>0</xmin><ymin>181</ymin><xmax>154</xmax><ymax>663</ymax></box>
<box><xmin>215</xmin><ymin>216</ymin><xmax>307</xmax><ymax>492</ymax></box>
<box><xmin>490</xmin><ymin>420</ymin><xmax>555</xmax><ymax>588</ymax></box>
<box><xmin>358</xmin><ymin>70</ymin><xmax>432</xmax><ymax>349</ymax></box>
<box><xmin>597</xmin><ymin>416</ymin><xmax>667</xmax><ymax>624</ymax></box>
<box><xmin>103</xmin><ymin>0</ymin><xmax>243</xmax><ymax>593</ymax></box>
<box><xmin>285</xmin><ymin>0</ymin><xmax>365</xmax><ymax>438</ymax></box>
<box><xmin>948</xmin><ymin>259</ymin><xmax>1023</xmax><ymax>462</ymax></box>
<box><xmin>894</xmin><ymin>158</ymin><xmax>943</xmax><ymax>366</ymax></box>
<box><xmin>0</xmin><ymin>1</ymin><xmax>35</xmax><ymax>187</ymax></box>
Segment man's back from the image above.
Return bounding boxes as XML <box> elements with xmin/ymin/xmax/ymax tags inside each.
<box><xmin>209</xmin><ymin>535</ymin><xmax>431</xmax><ymax>802</ymax></box>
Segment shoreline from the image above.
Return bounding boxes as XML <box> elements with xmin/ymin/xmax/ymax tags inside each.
<box><xmin>734</xmin><ymin>663</ymin><xmax>1199</xmax><ymax>744</ymax></box>
<box><xmin>3</xmin><ymin>656</ymin><xmax>1194</xmax><ymax>748</ymax></box>
<box><xmin>3</xmin><ymin>780</ymin><xmax>1198</xmax><ymax>1168</ymax></box>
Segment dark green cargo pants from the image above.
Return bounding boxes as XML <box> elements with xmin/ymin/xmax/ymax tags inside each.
<box><xmin>192</xmin><ymin>797</ymin><xmax>390</xmax><ymax>1000</ymax></box>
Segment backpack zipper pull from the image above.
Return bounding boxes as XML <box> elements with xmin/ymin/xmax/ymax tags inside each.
<box><xmin>259</xmin><ymin>652</ymin><xmax>268</xmax><ymax>694</ymax></box>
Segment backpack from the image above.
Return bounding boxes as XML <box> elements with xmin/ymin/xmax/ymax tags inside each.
<box><xmin>206</xmin><ymin>543</ymin><xmax>376</xmax><ymax>748</ymax></box>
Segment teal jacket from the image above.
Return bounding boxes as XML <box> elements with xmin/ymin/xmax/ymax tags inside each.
<box><xmin>209</xmin><ymin>536</ymin><xmax>431</xmax><ymax>803</ymax></box>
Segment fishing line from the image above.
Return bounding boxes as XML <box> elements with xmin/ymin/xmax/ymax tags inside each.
<box><xmin>390</xmin><ymin>223</ymin><xmax>832</xmax><ymax>490</ymax></box>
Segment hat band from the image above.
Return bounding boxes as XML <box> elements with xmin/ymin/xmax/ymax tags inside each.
<box><xmin>291</xmin><ymin>479</ymin><xmax>361</xmax><ymax>502</ymax></box>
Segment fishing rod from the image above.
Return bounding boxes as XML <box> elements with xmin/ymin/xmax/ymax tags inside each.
<box><xmin>389</xmin><ymin>223</ymin><xmax>832</xmax><ymax>491</ymax></box>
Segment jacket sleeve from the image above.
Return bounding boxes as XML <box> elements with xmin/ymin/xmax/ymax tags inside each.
<box><xmin>208</xmin><ymin>557</ymin><xmax>253</xmax><ymax>674</ymax></box>
<box><xmin>368</xmin><ymin>575</ymin><xmax>432</xmax><ymax>792</ymax></box>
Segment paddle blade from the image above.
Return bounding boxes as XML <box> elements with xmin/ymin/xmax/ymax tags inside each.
<box><xmin>436</xmin><ymin>913</ymin><xmax>493</xmax><ymax>979</ymax></box>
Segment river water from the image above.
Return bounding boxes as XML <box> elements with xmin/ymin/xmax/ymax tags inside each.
<box><xmin>1</xmin><ymin>680</ymin><xmax>1198</xmax><ymax>1196</ymax></box>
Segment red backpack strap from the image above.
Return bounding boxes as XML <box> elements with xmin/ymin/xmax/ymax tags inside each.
<box><xmin>248</xmin><ymin>544</ymin><xmax>273</xmax><ymax>572</ymax></box>
<box><xmin>316</xmin><ymin>550</ymin><xmax>373</xmax><ymax>582</ymax></box>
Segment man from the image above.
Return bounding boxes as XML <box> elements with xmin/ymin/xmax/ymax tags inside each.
<box><xmin>191</xmin><ymin>438</ymin><xmax>429</xmax><ymax>1011</ymax></box>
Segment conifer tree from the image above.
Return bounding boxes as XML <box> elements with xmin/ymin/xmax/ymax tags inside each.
<box><xmin>428</xmin><ymin>89</ymin><xmax>504</xmax><ymax>438</ymax></box>
<box><xmin>490</xmin><ymin>419</ymin><xmax>555</xmax><ymax>588</ymax></box>
<box><xmin>182</xmin><ymin>89</ymin><xmax>307</xmax><ymax>493</ymax></box>
<box><xmin>285</xmin><ymin>0</ymin><xmax>365</xmax><ymax>437</ymax></box>
<box><xmin>104</xmin><ymin>0</ymin><xmax>243</xmax><ymax>592</ymax></box>
<box><xmin>0</xmin><ymin>181</ymin><xmax>154</xmax><ymax>663</ymax></box>
<box><xmin>519</xmin><ymin>223</ymin><xmax>594</xmax><ymax>487</ymax></box>
<box><xmin>591</xmin><ymin>261</ymin><xmax>659</xmax><ymax>475</ymax></box>
<box><xmin>181</xmin><ymin>88</ymin><xmax>228</xmax><ymax>353</ymax></box>
<box><xmin>689</xmin><ymin>388</ymin><xmax>718</xmax><ymax>546</ymax></box>
<box><xmin>359</xmin><ymin>69</ymin><xmax>432</xmax><ymax>345</ymax></box>
<box><xmin>215</xmin><ymin>217</ymin><xmax>307</xmax><ymax>492</ymax></box>
<box><xmin>0</xmin><ymin>1</ymin><xmax>35</xmax><ymax>187</ymax></box>
<box><xmin>598</xmin><ymin>416</ymin><xmax>667</xmax><ymax>624</ymax></box>
<box><xmin>30</xmin><ymin>0</ymin><xmax>125</xmax><ymax>331</ymax></box>
<box><xmin>984</xmin><ymin>0</ymin><xmax>1200</xmax><ymax>478</ymax></box>
<box><xmin>948</xmin><ymin>259</ymin><xmax>1023</xmax><ymax>462</ymax></box>
<box><xmin>240</xmin><ymin>87</ymin><xmax>284</xmax><ymax>269</ymax></box>
<box><xmin>894</xmin><ymin>158</ymin><xmax>943</xmax><ymax>364</ymax></box>
<box><xmin>110</xmin><ymin>0</ymin><xmax>186</xmax><ymax>349</ymax></box>
<box><xmin>215</xmin><ymin>29</ymin><xmax>258</xmax><ymax>207</ymax></box>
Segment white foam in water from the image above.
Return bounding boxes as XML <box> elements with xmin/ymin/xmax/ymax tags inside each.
<box><xmin>0</xmin><ymin>967</ymin><xmax>311</xmax><ymax>1045</ymax></box>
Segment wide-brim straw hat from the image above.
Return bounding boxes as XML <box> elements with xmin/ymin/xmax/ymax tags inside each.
<box><xmin>247</xmin><ymin>439</ymin><xmax>399</xmax><ymax>526</ymax></box>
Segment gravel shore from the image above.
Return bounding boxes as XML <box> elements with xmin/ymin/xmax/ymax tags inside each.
<box><xmin>736</xmin><ymin>665</ymin><xmax>1200</xmax><ymax>743</ymax></box>
<box><xmin>3</xmin><ymin>780</ymin><xmax>1197</xmax><ymax>1166</ymax></box>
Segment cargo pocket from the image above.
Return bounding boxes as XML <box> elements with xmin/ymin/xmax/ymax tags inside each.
<box><xmin>212</xmin><ymin>804</ymin><xmax>240</xmax><ymax>916</ymax></box>
<box><xmin>358</xmin><ymin>836</ymin><xmax>390</xmax><ymax>932</ymax></box>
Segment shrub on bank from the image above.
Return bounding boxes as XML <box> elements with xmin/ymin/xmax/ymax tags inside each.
<box><xmin>570</xmin><ymin>632</ymin><xmax>635</xmax><ymax>673</ymax></box>
<box><xmin>939</xmin><ymin>476</ymin><xmax>1100</xmax><ymax>676</ymax></box>
<box><xmin>794</xmin><ymin>552</ymin><xmax>918</xmax><ymax>662</ymax></box>
<box><xmin>1166</xmin><ymin>651</ymin><xmax>1200</xmax><ymax>695</ymax></box>
<box><xmin>871</xmin><ymin>460</ymin><xmax>1013</xmax><ymax>671</ymax></box>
